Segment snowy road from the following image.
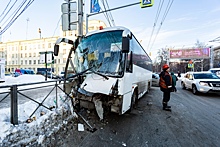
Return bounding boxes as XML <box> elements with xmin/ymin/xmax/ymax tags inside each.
<box><xmin>1</xmin><ymin>78</ymin><xmax>220</xmax><ymax>146</ymax></box>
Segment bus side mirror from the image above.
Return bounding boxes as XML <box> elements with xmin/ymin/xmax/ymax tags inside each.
<box><xmin>54</xmin><ymin>45</ymin><xmax>59</xmax><ymax>56</ymax></box>
<box><xmin>126</xmin><ymin>51</ymin><xmax>133</xmax><ymax>73</ymax></box>
<box><xmin>122</xmin><ymin>37</ymin><xmax>129</xmax><ymax>53</ymax></box>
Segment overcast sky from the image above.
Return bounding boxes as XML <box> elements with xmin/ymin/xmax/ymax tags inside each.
<box><xmin>1</xmin><ymin>0</ymin><xmax>220</xmax><ymax>58</ymax></box>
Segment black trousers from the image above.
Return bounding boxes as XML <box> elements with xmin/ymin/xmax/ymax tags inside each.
<box><xmin>163</xmin><ymin>91</ymin><xmax>170</xmax><ymax>103</ymax></box>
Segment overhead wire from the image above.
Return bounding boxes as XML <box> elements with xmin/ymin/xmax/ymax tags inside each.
<box><xmin>0</xmin><ymin>0</ymin><xmax>35</xmax><ymax>36</ymax></box>
<box><xmin>0</xmin><ymin>0</ymin><xmax>18</xmax><ymax>24</ymax></box>
<box><xmin>147</xmin><ymin>0</ymin><xmax>164</xmax><ymax>51</ymax></box>
<box><xmin>104</xmin><ymin>0</ymin><xmax>115</xmax><ymax>26</ymax></box>
<box><xmin>149</xmin><ymin>0</ymin><xmax>174</xmax><ymax>52</ymax></box>
<box><xmin>100</xmin><ymin>0</ymin><xmax>115</xmax><ymax>27</ymax></box>
<box><xmin>52</xmin><ymin>16</ymin><xmax>62</xmax><ymax>37</ymax></box>
<box><xmin>1</xmin><ymin>0</ymin><xmax>27</xmax><ymax>26</ymax></box>
<box><xmin>0</xmin><ymin>0</ymin><xmax>12</xmax><ymax>18</ymax></box>
<box><xmin>100</xmin><ymin>0</ymin><xmax>112</xmax><ymax>27</ymax></box>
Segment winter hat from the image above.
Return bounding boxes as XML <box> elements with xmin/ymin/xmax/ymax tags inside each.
<box><xmin>162</xmin><ymin>64</ymin><xmax>169</xmax><ymax>70</ymax></box>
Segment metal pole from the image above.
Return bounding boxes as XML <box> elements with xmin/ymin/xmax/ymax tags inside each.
<box><xmin>210</xmin><ymin>46</ymin><xmax>213</xmax><ymax>68</ymax></box>
<box><xmin>55</xmin><ymin>81</ymin><xmax>58</xmax><ymax>108</ymax></box>
<box><xmin>86</xmin><ymin>2</ymin><xmax>140</xmax><ymax>34</ymax></box>
<box><xmin>78</xmin><ymin>0</ymin><xmax>83</xmax><ymax>42</ymax></box>
<box><xmin>45</xmin><ymin>52</ymin><xmax>47</xmax><ymax>81</ymax></box>
<box><xmin>86</xmin><ymin>14</ymin><xmax>89</xmax><ymax>34</ymax></box>
<box><xmin>11</xmin><ymin>85</ymin><xmax>18</xmax><ymax>125</ymax></box>
<box><xmin>201</xmin><ymin>59</ymin><xmax>203</xmax><ymax>71</ymax></box>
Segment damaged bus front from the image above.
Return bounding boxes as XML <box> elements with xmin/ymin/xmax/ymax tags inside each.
<box><xmin>54</xmin><ymin>26</ymin><xmax>152</xmax><ymax>120</ymax></box>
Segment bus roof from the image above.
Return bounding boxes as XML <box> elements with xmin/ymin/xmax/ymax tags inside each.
<box><xmin>85</xmin><ymin>26</ymin><xmax>131</xmax><ymax>37</ymax></box>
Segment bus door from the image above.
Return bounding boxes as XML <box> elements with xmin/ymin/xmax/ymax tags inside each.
<box><xmin>121</xmin><ymin>73</ymin><xmax>133</xmax><ymax>114</ymax></box>
<box><xmin>121</xmin><ymin>52</ymin><xmax>133</xmax><ymax>114</ymax></box>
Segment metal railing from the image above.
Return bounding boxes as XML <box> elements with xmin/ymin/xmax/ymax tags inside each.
<box><xmin>0</xmin><ymin>80</ymin><xmax>69</xmax><ymax>125</ymax></box>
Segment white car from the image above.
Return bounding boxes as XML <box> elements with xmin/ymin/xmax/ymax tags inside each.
<box><xmin>181</xmin><ymin>71</ymin><xmax>220</xmax><ymax>94</ymax></box>
<box><xmin>208</xmin><ymin>68</ymin><xmax>220</xmax><ymax>78</ymax></box>
<box><xmin>152</xmin><ymin>73</ymin><xmax>160</xmax><ymax>86</ymax></box>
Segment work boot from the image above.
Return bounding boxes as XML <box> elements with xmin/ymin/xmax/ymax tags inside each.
<box><xmin>163</xmin><ymin>107</ymin><xmax>171</xmax><ymax>111</ymax></box>
<box><xmin>162</xmin><ymin>102</ymin><xmax>171</xmax><ymax>111</ymax></box>
<box><xmin>166</xmin><ymin>105</ymin><xmax>171</xmax><ymax>108</ymax></box>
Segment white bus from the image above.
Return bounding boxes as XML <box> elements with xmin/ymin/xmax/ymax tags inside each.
<box><xmin>54</xmin><ymin>26</ymin><xmax>152</xmax><ymax>119</ymax></box>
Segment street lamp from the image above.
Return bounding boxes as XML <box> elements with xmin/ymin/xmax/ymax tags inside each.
<box><xmin>38</xmin><ymin>28</ymin><xmax>41</xmax><ymax>39</ymax></box>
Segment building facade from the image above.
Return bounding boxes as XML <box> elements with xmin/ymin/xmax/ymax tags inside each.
<box><xmin>0</xmin><ymin>20</ymin><xmax>106</xmax><ymax>74</ymax></box>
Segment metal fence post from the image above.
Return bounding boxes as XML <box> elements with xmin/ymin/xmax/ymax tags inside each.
<box><xmin>10</xmin><ymin>85</ymin><xmax>18</xmax><ymax>125</ymax></box>
<box><xmin>55</xmin><ymin>81</ymin><xmax>58</xmax><ymax>108</ymax></box>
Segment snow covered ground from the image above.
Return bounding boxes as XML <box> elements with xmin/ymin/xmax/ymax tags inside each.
<box><xmin>0</xmin><ymin>75</ymin><xmax>76</xmax><ymax>146</ymax></box>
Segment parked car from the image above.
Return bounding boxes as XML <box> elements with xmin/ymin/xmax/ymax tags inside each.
<box><xmin>59</xmin><ymin>71</ymin><xmax>65</xmax><ymax>79</ymax></box>
<box><xmin>181</xmin><ymin>71</ymin><xmax>220</xmax><ymax>95</ymax></box>
<box><xmin>47</xmin><ymin>72</ymin><xmax>59</xmax><ymax>79</ymax></box>
<box><xmin>208</xmin><ymin>68</ymin><xmax>220</xmax><ymax>78</ymax></box>
<box><xmin>152</xmin><ymin>73</ymin><xmax>160</xmax><ymax>86</ymax></box>
<box><xmin>15</xmin><ymin>69</ymin><xmax>35</xmax><ymax>75</ymax></box>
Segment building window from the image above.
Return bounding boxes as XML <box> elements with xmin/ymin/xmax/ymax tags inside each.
<box><xmin>48</xmin><ymin>43</ymin><xmax>51</xmax><ymax>48</ymax></box>
<box><xmin>12</xmin><ymin>54</ymin><xmax>14</xmax><ymax>58</ymax></box>
<box><xmin>42</xmin><ymin>44</ymin><xmax>45</xmax><ymax>49</ymax></box>
<box><xmin>25</xmin><ymin>46</ymin><xmax>27</xmax><ymax>50</ymax></box>
<box><xmin>34</xmin><ymin>60</ymin><xmax>36</xmax><ymax>64</ymax></box>
<box><xmin>33</xmin><ymin>53</ymin><xmax>36</xmax><ymax>57</ymax></box>
<box><xmin>29</xmin><ymin>60</ymin><xmax>32</xmax><ymax>64</ymax></box>
<box><xmin>21</xmin><ymin>54</ymin><xmax>23</xmax><ymax>58</ymax></box>
<box><xmin>38</xmin><ymin>60</ymin><xmax>40</xmax><ymax>64</ymax></box>
<box><xmin>63</xmin><ymin>49</ymin><xmax>66</xmax><ymax>54</ymax></box>
<box><xmin>25</xmin><ymin>60</ymin><xmax>27</xmax><ymax>65</ymax></box>
<box><xmin>25</xmin><ymin>53</ymin><xmax>27</xmax><ymax>57</ymax></box>
<box><xmin>63</xmin><ymin>58</ymin><xmax>66</xmax><ymax>63</ymax></box>
<box><xmin>21</xmin><ymin>60</ymin><xmax>23</xmax><ymax>65</ymax></box>
<box><xmin>68</xmin><ymin>31</ymin><xmax>72</xmax><ymax>36</ymax></box>
<box><xmin>63</xmin><ymin>31</ymin><xmax>66</xmax><ymax>37</ymax></box>
<box><xmin>29</xmin><ymin>53</ymin><xmax>31</xmax><ymax>57</ymax></box>
<box><xmin>12</xmin><ymin>61</ymin><xmax>14</xmax><ymax>64</ymax></box>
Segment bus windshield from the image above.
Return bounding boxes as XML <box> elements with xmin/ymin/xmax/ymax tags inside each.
<box><xmin>73</xmin><ymin>30</ymin><xmax>125</xmax><ymax>76</ymax></box>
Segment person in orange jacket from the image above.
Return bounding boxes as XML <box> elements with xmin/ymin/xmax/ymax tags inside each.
<box><xmin>159</xmin><ymin>64</ymin><xmax>173</xmax><ymax>111</ymax></box>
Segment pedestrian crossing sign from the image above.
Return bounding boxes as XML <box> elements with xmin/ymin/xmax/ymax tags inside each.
<box><xmin>140</xmin><ymin>0</ymin><xmax>154</xmax><ymax>8</ymax></box>
<box><xmin>188</xmin><ymin>64</ymin><xmax>194</xmax><ymax>68</ymax></box>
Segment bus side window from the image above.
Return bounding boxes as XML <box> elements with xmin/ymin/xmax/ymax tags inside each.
<box><xmin>126</xmin><ymin>51</ymin><xmax>133</xmax><ymax>73</ymax></box>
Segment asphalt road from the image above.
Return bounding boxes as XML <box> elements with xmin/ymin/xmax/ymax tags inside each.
<box><xmin>59</xmin><ymin>81</ymin><xmax>220</xmax><ymax>147</ymax></box>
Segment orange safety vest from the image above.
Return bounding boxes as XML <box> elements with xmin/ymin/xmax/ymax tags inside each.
<box><xmin>159</xmin><ymin>72</ymin><xmax>172</xmax><ymax>89</ymax></box>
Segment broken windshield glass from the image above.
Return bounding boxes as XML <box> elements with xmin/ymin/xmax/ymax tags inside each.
<box><xmin>73</xmin><ymin>30</ymin><xmax>125</xmax><ymax>76</ymax></box>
